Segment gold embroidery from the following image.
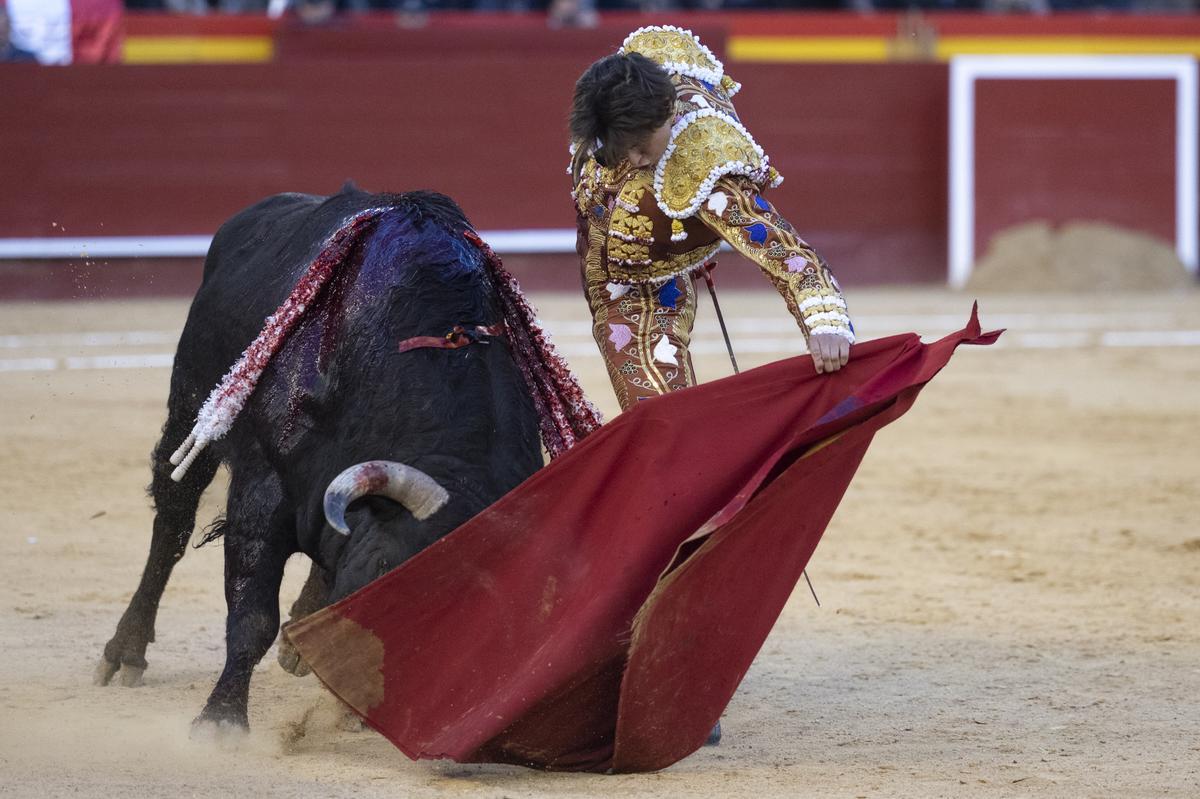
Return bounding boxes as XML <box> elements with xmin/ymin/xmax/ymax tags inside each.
<box><xmin>572</xmin><ymin>155</ymin><xmax>724</xmax><ymax>284</ymax></box>
<box><xmin>621</xmin><ymin>27</ymin><xmax>723</xmax><ymax>81</ymax></box>
<box><xmin>606</xmin><ymin>244</ymin><xmax>719</xmax><ymax>285</ymax></box>
<box><xmin>698</xmin><ymin>175</ymin><xmax>851</xmax><ymax>341</ymax></box>
<box><xmin>583</xmin><ymin>203</ymin><xmax>609</xmax><ymax>286</ymax></box>
<box><xmin>584</xmin><ymin>269</ymin><xmax>699</xmax><ymax>411</ymax></box>
<box><xmin>658</xmin><ymin>114</ymin><xmax>765</xmax><ymax>218</ymax></box>
<box><xmin>622</xmin><ymin>181</ymin><xmax>647</xmax><ymax>208</ymax></box>
<box><xmin>608</xmin><ymin>239</ymin><xmax>651</xmax><ymax>263</ymax></box>
<box><xmin>610</xmin><ymin>207</ymin><xmax>653</xmax><ymax>240</ymax></box>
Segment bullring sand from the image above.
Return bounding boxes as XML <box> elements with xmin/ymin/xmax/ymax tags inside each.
<box><xmin>1</xmin><ymin>288</ymin><xmax>1198</xmax><ymax>798</ymax></box>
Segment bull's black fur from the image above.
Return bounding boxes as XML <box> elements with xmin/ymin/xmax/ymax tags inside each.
<box><xmin>97</xmin><ymin>187</ymin><xmax>542</xmax><ymax>729</ymax></box>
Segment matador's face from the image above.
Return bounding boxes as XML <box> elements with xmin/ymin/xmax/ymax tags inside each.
<box><xmin>628</xmin><ymin>119</ymin><xmax>672</xmax><ymax>169</ymax></box>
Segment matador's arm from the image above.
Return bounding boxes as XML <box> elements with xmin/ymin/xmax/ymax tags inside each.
<box><xmin>697</xmin><ymin>175</ymin><xmax>854</xmax><ymax>344</ymax></box>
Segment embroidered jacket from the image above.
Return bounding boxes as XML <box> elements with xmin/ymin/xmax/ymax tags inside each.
<box><xmin>572</xmin><ymin>26</ymin><xmax>854</xmax><ymax>343</ymax></box>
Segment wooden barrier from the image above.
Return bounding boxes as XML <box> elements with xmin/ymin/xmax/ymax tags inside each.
<box><xmin>2</xmin><ymin>15</ymin><xmax>1194</xmax><ymax>297</ymax></box>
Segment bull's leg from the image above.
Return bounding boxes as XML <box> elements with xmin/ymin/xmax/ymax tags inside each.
<box><xmin>277</xmin><ymin>561</ymin><xmax>329</xmax><ymax>676</ymax></box>
<box><xmin>195</xmin><ymin>474</ymin><xmax>292</xmax><ymax>730</ymax></box>
<box><xmin>96</xmin><ymin>435</ymin><xmax>220</xmax><ymax>687</ymax></box>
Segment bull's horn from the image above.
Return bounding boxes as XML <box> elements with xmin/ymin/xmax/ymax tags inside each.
<box><xmin>322</xmin><ymin>461</ymin><xmax>449</xmax><ymax>535</ymax></box>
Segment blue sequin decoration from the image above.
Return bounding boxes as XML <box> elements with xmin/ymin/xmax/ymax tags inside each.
<box><xmin>657</xmin><ymin>280</ymin><xmax>682</xmax><ymax>310</ymax></box>
<box><xmin>753</xmin><ymin>195</ymin><xmax>770</xmax><ymax>211</ymax></box>
<box><xmin>593</xmin><ymin>205</ymin><xmax>606</xmax><ymax>218</ymax></box>
<box><xmin>746</xmin><ymin>223</ymin><xmax>769</xmax><ymax>245</ymax></box>
<box><xmin>701</xmin><ymin>80</ymin><xmax>714</xmax><ymax>91</ymax></box>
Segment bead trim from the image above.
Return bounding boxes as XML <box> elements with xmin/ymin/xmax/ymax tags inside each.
<box><xmin>798</xmin><ymin>294</ymin><xmax>848</xmax><ymax>312</ymax></box>
<box><xmin>620</xmin><ymin>25</ymin><xmax>727</xmax><ymax>90</ymax></box>
<box><xmin>606</xmin><ymin>248</ymin><xmax>716</xmax><ymax>287</ymax></box>
<box><xmin>804</xmin><ymin>310</ymin><xmax>853</xmax><ymax>326</ymax></box>
<box><xmin>653</xmin><ymin>108</ymin><xmax>777</xmax><ymax>220</ymax></box>
<box><xmin>810</xmin><ymin>325</ymin><xmax>856</xmax><ymax>343</ymax></box>
<box><xmin>609</xmin><ymin>229</ymin><xmax>653</xmax><ymax>244</ymax></box>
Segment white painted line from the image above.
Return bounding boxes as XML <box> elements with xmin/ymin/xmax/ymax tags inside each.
<box><xmin>1100</xmin><ymin>329</ymin><xmax>1200</xmax><ymax>347</ymax></box>
<box><xmin>0</xmin><ymin>236</ymin><xmax>215</xmax><ymax>259</ymax></box>
<box><xmin>1015</xmin><ymin>331</ymin><xmax>1093</xmax><ymax>349</ymax></box>
<box><xmin>1175</xmin><ymin>59</ymin><xmax>1199</xmax><ymax>271</ymax></box>
<box><xmin>3</xmin><ymin>329</ymin><xmax>1199</xmax><ymax>375</ymax></box>
<box><xmin>485</xmin><ymin>230</ymin><xmax>578</xmax><ymax>253</ymax></box>
<box><xmin>948</xmin><ymin>55</ymin><xmax>1199</xmax><ymax>287</ymax></box>
<box><xmin>0</xmin><ymin>312</ymin><xmax>1187</xmax><ymax>353</ymax></box>
<box><xmin>541</xmin><ymin>312</ymin><xmax>1192</xmax><ymax>337</ymax></box>
<box><xmin>949</xmin><ymin>58</ymin><xmax>976</xmax><ymax>290</ymax></box>
<box><xmin>0</xmin><ymin>357</ymin><xmax>57</xmax><ymax>372</ymax></box>
<box><xmin>0</xmin><ymin>229</ymin><xmax>582</xmax><ymax>259</ymax></box>
<box><xmin>0</xmin><ymin>230</ymin><xmax>736</xmax><ymax>260</ymax></box>
<box><xmin>0</xmin><ymin>354</ymin><xmax>176</xmax><ymax>372</ymax></box>
<box><xmin>0</xmin><ymin>330</ymin><xmax>179</xmax><ymax>349</ymax></box>
<box><xmin>64</xmin><ymin>353</ymin><xmax>176</xmax><ymax>370</ymax></box>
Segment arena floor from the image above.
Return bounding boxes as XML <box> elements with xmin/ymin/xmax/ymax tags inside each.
<box><xmin>1</xmin><ymin>288</ymin><xmax>1198</xmax><ymax>798</ymax></box>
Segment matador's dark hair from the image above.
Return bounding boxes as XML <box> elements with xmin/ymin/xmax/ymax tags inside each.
<box><xmin>569</xmin><ymin>52</ymin><xmax>676</xmax><ymax>182</ymax></box>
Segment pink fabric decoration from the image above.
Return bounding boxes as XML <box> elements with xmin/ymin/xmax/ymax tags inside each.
<box><xmin>608</xmin><ymin>323</ymin><xmax>633</xmax><ymax>352</ymax></box>
<box><xmin>464</xmin><ymin>230</ymin><xmax>603</xmax><ymax>458</ymax></box>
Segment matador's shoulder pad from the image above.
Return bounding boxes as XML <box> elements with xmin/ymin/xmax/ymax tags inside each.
<box><xmin>620</xmin><ymin>26</ymin><xmax>783</xmax><ymax>220</ymax></box>
<box><xmin>620</xmin><ymin>25</ymin><xmax>739</xmax><ymax>96</ymax></box>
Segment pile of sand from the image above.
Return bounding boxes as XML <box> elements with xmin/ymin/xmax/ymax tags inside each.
<box><xmin>967</xmin><ymin>220</ymin><xmax>1195</xmax><ymax>292</ymax></box>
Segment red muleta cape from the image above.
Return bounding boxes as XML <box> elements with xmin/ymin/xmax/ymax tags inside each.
<box><xmin>285</xmin><ymin>306</ymin><xmax>1001</xmax><ymax>773</ymax></box>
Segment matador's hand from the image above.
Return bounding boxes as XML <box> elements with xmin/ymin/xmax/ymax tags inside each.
<box><xmin>809</xmin><ymin>332</ymin><xmax>850</xmax><ymax>374</ymax></box>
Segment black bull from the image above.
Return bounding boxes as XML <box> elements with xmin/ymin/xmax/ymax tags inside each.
<box><xmin>96</xmin><ymin>188</ymin><xmax>543</xmax><ymax>728</ymax></box>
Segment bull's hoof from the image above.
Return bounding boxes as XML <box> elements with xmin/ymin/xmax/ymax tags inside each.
<box><xmin>94</xmin><ymin>656</ymin><xmax>119</xmax><ymax>686</ymax></box>
<box><xmin>335</xmin><ymin>704</ymin><xmax>366</xmax><ymax>733</ymax></box>
<box><xmin>94</xmin><ymin>657</ymin><xmax>145</xmax><ymax>687</ymax></box>
<box><xmin>192</xmin><ymin>706</ymin><xmax>249</xmax><ymax>737</ymax></box>
<box><xmin>118</xmin><ymin>665</ymin><xmax>146</xmax><ymax>687</ymax></box>
<box><xmin>276</xmin><ymin>637</ymin><xmax>311</xmax><ymax>677</ymax></box>
<box><xmin>190</xmin><ymin>715</ymin><xmax>250</xmax><ymax>746</ymax></box>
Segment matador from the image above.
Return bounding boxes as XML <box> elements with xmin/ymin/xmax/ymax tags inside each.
<box><xmin>573</xmin><ymin>25</ymin><xmax>855</xmax><ymax>409</ymax></box>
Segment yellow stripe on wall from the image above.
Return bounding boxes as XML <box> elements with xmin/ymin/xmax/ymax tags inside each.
<box><xmin>729</xmin><ymin>36</ymin><xmax>892</xmax><ymax>63</ymax></box>
<box><xmin>937</xmin><ymin>36</ymin><xmax>1200</xmax><ymax>58</ymax></box>
<box><xmin>123</xmin><ymin>36</ymin><xmax>275</xmax><ymax>64</ymax></box>
<box><xmin>731</xmin><ymin>34</ymin><xmax>1200</xmax><ymax>63</ymax></box>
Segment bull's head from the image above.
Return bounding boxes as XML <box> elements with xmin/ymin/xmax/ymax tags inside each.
<box><xmin>321</xmin><ymin>460</ymin><xmax>450</xmax><ymax>600</ymax></box>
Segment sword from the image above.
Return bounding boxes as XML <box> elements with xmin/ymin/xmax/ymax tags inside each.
<box><xmin>702</xmin><ymin>265</ymin><xmax>740</xmax><ymax>375</ymax></box>
<box><xmin>702</xmin><ymin>264</ymin><xmax>820</xmax><ymax>608</ymax></box>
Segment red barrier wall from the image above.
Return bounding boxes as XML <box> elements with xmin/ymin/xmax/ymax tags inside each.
<box><xmin>974</xmin><ymin>78</ymin><xmax>1177</xmax><ymax>255</ymax></box>
<box><xmin>2</xmin><ymin>17</ymin><xmax>1192</xmax><ymax>297</ymax></box>
<box><xmin>0</xmin><ymin>56</ymin><xmax>947</xmax><ymax>291</ymax></box>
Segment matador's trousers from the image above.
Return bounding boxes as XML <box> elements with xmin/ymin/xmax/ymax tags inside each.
<box><xmin>584</xmin><ymin>266</ymin><xmax>701</xmax><ymax>411</ymax></box>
